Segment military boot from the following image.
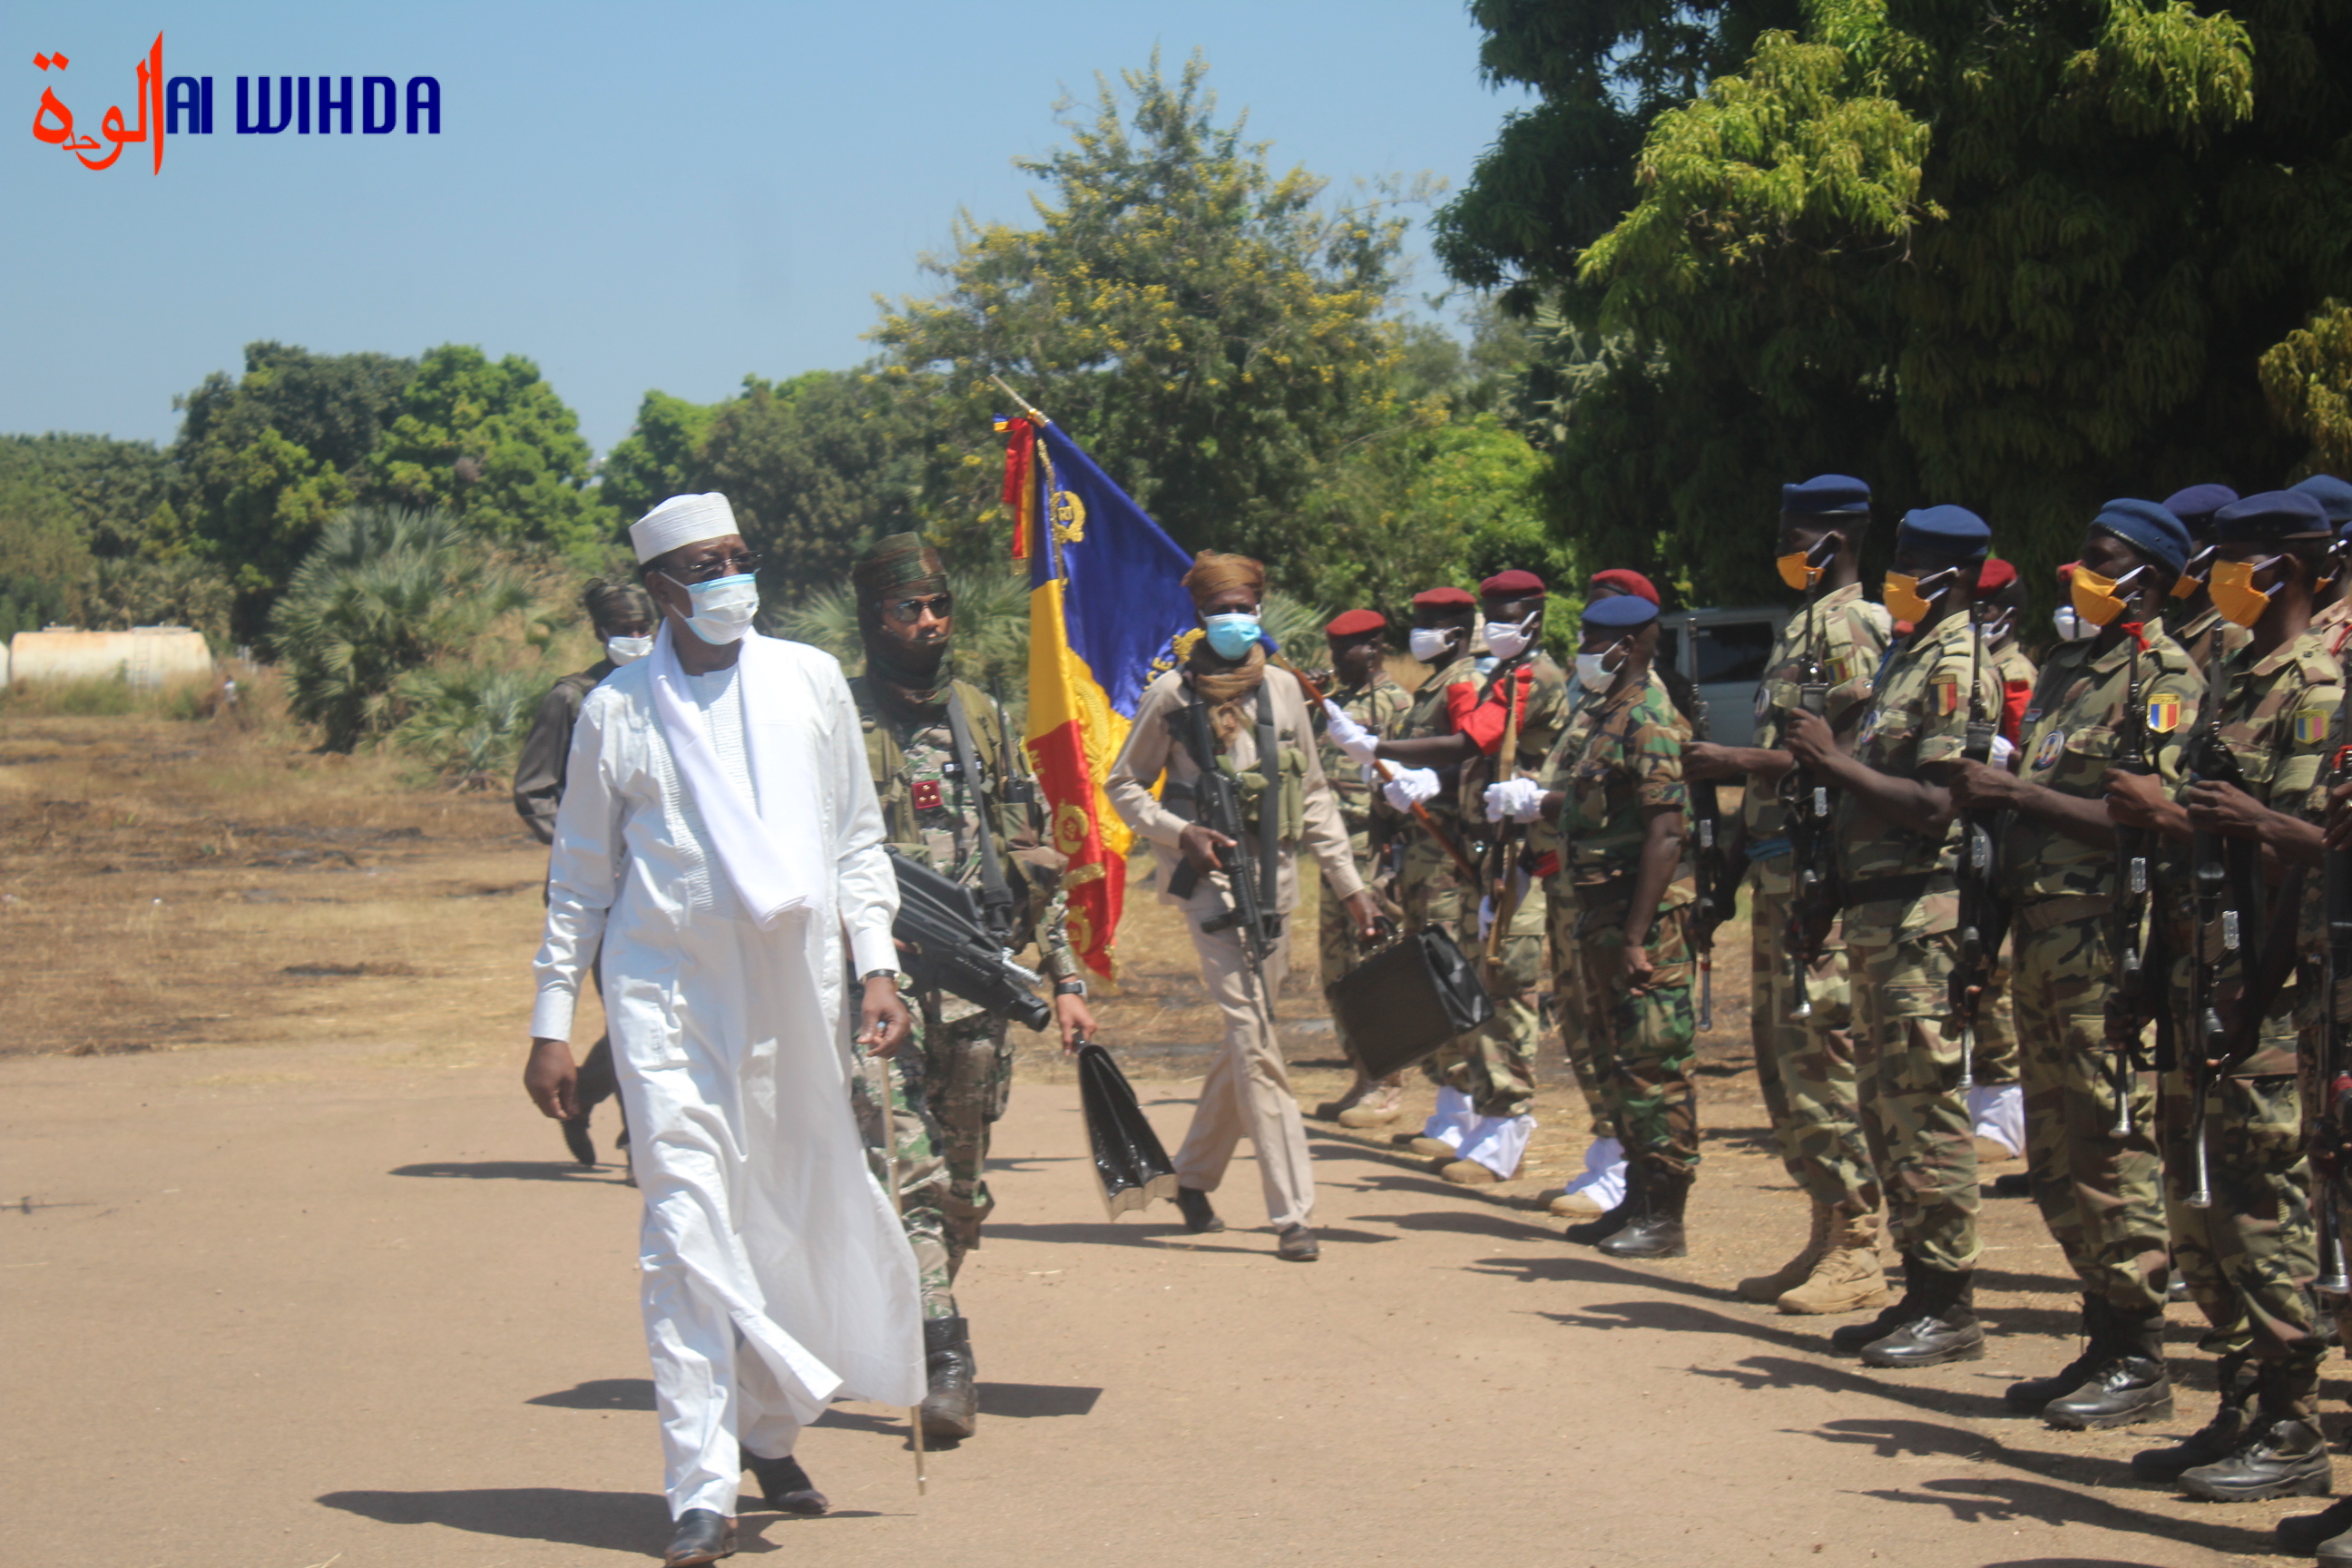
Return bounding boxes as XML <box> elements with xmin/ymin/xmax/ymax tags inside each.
<box><xmin>2004</xmin><ymin>1298</ymin><xmax>2108</xmax><ymax>1413</ymax></box>
<box><xmin>1779</xmin><ymin>1203</ymin><xmax>1890</xmax><ymax>1316</ymax></box>
<box><xmin>1563</xmin><ymin>1157</ymin><xmax>1640</xmax><ymax>1246</ymax></box>
<box><xmin>2179</xmin><ymin>1361</ymin><xmax>2332</xmax><ymax>1501</ymax></box>
<box><xmin>917</xmin><ymin>1315</ymin><xmax>979</xmax><ymax>1442</ymax></box>
<box><xmin>1598</xmin><ymin>1161</ymin><xmax>1689</xmax><ymax>1259</ymax></box>
<box><xmin>1858</xmin><ymin>1261</ymin><xmax>1984</xmax><ymax>1368</ymax></box>
<box><xmin>2132</xmin><ymin>1353</ymin><xmax>2255</xmax><ymax>1481</ymax></box>
<box><xmin>1738</xmin><ymin>1199</ymin><xmax>1832</xmax><ymax>1304</ymax></box>
<box><xmin>1830</xmin><ymin>1258</ymin><xmax>1919</xmax><ymax>1356</ymax></box>
<box><xmin>2276</xmin><ymin>1497</ymin><xmax>2352</xmax><ymax>1557</ymax></box>
<box><xmin>2043</xmin><ymin>1304</ymin><xmax>2172</xmax><ymax>1430</ymax></box>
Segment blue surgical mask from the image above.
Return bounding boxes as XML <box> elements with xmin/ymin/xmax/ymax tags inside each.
<box><xmin>662</xmin><ymin>572</ymin><xmax>760</xmax><ymax>645</ymax></box>
<box><xmin>1203</xmin><ymin>612</ymin><xmax>1261</xmax><ymax>661</ymax></box>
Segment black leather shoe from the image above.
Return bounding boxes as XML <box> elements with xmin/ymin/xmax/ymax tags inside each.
<box><xmin>1858</xmin><ymin>1264</ymin><xmax>1984</xmax><ymax>1368</ymax></box>
<box><xmin>2278</xmin><ymin>1496</ymin><xmax>2352</xmax><ymax>1554</ymax></box>
<box><xmin>919</xmin><ymin>1315</ymin><xmax>979</xmax><ymax>1442</ymax></box>
<box><xmin>2132</xmin><ymin>1356</ymin><xmax>2253</xmax><ymax>1481</ymax></box>
<box><xmin>1597</xmin><ymin>1166</ymin><xmax>1689</xmax><ymax>1259</ymax></box>
<box><xmin>2180</xmin><ymin>1417</ymin><xmax>2333</xmax><ymax>1501</ymax></box>
<box><xmin>741</xmin><ymin>1448</ymin><xmax>828</xmax><ymax>1515</ymax></box>
<box><xmin>560</xmin><ymin>1115</ymin><xmax>596</xmax><ymax>1167</ymax></box>
<box><xmin>1563</xmin><ymin>1161</ymin><xmax>1640</xmax><ymax>1246</ymax></box>
<box><xmin>664</xmin><ymin>1507</ymin><xmax>736</xmax><ymax>1565</ymax></box>
<box><xmin>1175</xmin><ymin>1186</ymin><xmax>1225</xmax><ymax>1234</ymax></box>
<box><xmin>2005</xmin><ymin>1298</ymin><xmax>2102</xmax><ymax>1412</ymax></box>
<box><xmin>1277</xmin><ymin>1224</ymin><xmax>1320</xmax><ymax>1261</ymax></box>
<box><xmin>2043</xmin><ymin>1310</ymin><xmax>2171</xmax><ymax>1430</ymax></box>
<box><xmin>1831</xmin><ymin>1259</ymin><xmax>1920</xmax><ymax>1354</ymax></box>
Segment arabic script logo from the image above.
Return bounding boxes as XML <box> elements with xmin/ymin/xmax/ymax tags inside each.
<box><xmin>32</xmin><ymin>34</ymin><xmax>443</xmax><ymax>174</ymax></box>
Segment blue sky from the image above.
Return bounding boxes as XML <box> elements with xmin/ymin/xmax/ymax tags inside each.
<box><xmin>5</xmin><ymin>2</ymin><xmax>1532</xmax><ymax>456</ymax></box>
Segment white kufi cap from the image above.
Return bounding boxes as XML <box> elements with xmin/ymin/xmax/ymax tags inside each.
<box><xmin>630</xmin><ymin>493</ymin><xmax>740</xmax><ymax>564</ymax></box>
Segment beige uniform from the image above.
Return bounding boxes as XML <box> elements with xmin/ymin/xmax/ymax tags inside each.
<box><xmin>1107</xmin><ymin>665</ymin><xmax>1365</xmax><ymax>1227</ymax></box>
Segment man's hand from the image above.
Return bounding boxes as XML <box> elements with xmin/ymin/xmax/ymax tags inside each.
<box><xmin>1177</xmin><ymin>822</ymin><xmax>1236</xmax><ymax>875</ymax></box>
<box><xmin>1684</xmin><ymin>741</ymin><xmax>1739</xmax><ymax>780</ymax></box>
<box><xmin>524</xmin><ymin>1037</ymin><xmax>579</xmax><ymax>1122</ymax></box>
<box><xmin>1949</xmin><ymin>759</ymin><xmax>2024</xmax><ymax>810</ymax></box>
<box><xmin>2103</xmin><ymin>767</ymin><xmax>2171</xmax><ymax>829</ymax></box>
<box><xmin>1343</xmin><ymin>888</ymin><xmax>1387</xmax><ymax>944</ymax></box>
<box><xmin>1620</xmin><ymin>941</ymin><xmax>1656</xmax><ymax>995</ymax></box>
<box><xmin>1785</xmin><ymin>709</ymin><xmax>1836</xmax><ymax>769</ymax></box>
<box><xmin>1054</xmin><ymin>990</ymin><xmax>1097</xmax><ymax>1055</ymax></box>
<box><xmin>2184</xmin><ymin>779</ymin><xmax>2268</xmax><ymax>841</ymax></box>
<box><xmin>857</xmin><ymin>974</ymin><xmax>912</xmax><ymax>1058</ymax></box>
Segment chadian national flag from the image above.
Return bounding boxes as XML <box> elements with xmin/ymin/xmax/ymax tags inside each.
<box><xmin>997</xmin><ymin>414</ymin><xmax>1196</xmax><ymax>977</ymax></box>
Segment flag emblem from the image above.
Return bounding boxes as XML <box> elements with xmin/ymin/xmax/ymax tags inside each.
<box><xmin>1930</xmin><ymin>675</ymin><xmax>1959</xmax><ymax>717</ymax></box>
<box><xmin>2295</xmin><ymin>709</ymin><xmax>2330</xmax><ymax>744</ymax></box>
<box><xmin>2146</xmin><ymin>693</ymin><xmax>2180</xmax><ymax>734</ymax></box>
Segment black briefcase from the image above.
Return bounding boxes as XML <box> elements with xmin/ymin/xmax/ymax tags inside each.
<box><xmin>1075</xmin><ymin>1042</ymin><xmax>1180</xmax><ymax>1220</ymax></box>
<box><xmin>1325</xmin><ymin>926</ymin><xmax>1494</xmax><ymax>1080</ymax></box>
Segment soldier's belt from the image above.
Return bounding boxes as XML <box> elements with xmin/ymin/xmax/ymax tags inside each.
<box><xmin>1838</xmin><ymin>873</ymin><xmax>1945</xmax><ymax>908</ymax></box>
<box><xmin>2014</xmin><ymin>893</ymin><xmax>2112</xmax><ymax>934</ymax></box>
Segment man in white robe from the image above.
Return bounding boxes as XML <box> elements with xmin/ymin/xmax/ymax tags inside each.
<box><xmin>524</xmin><ymin>494</ymin><xmax>926</xmax><ymax>1566</ymax></box>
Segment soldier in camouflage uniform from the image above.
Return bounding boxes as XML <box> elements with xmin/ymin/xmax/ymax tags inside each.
<box><xmin>2162</xmin><ymin>484</ymin><xmax>2249</xmax><ymax>673</ymax></box>
<box><xmin>848</xmin><ymin>534</ymin><xmax>1096</xmax><ymax>1442</ymax></box>
<box><xmin>1786</xmin><ymin>505</ymin><xmax>2004</xmax><ymax>1370</ymax></box>
<box><xmin>2108</xmin><ymin>490</ymin><xmax>2341</xmax><ymax>1501</ymax></box>
<box><xmin>1949</xmin><ymin>501</ymin><xmax>2199</xmax><ymax>1429</ymax></box>
<box><xmin>1308</xmin><ymin>608</ymin><xmax>1413</xmax><ymax>1127</ymax></box>
<box><xmin>1687</xmin><ymin>475</ymin><xmax>1891</xmax><ymax>1313</ymax></box>
<box><xmin>1366</xmin><ymin>572</ymin><xmax>1571</xmax><ymax>1185</ymax></box>
<box><xmin>1496</xmin><ymin>591</ymin><xmax>1698</xmax><ymax>1257</ymax></box>
<box><xmin>1961</xmin><ymin>558</ymin><xmax>2034</xmax><ymax>1163</ymax></box>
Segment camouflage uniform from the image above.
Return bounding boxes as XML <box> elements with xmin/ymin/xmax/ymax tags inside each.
<box><xmin>2004</xmin><ymin>629</ymin><xmax>2199</xmax><ymax>1316</ymax></box>
<box><xmin>850</xmin><ymin>675</ymin><xmax>1079</xmax><ymax>1318</ymax></box>
<box><xmin>1744</xmin><ymin>582</ymin><xmax>1890</xmax><ymax>1210</ymax></box>
<box><xmin>1311</xmin><ymin>671</ymin><xmax>1412</xmax><ymax>1063</ymax></box>
<box><xmin>1966</xmin><ymin>638</ymin><xmax>2039</xmax><ymax>1091</ymax></box>
<box><xmin>1392</xmin><ymin>654</ymin><xmax>1570</xmax><ymax>1120</ymax></box>
<box><xmin>2161</xmin><ymin>632</ymin><xmax>2340</xmax><ymax>1376</ymax></box>
<box><xmin>1838</xmin><ymin>613</ymin><xmax>2004</xmax><ymax>1273</ymax></box>
<box><xmin>1537</xmin><ymin>671</ymin><xmax>1699</xmax><ymax>1177</ymax></box>
<box><xmin>2172</xmin><ymin>602</ymin><xmax>2250</xmax><ymax>674</ymax></box>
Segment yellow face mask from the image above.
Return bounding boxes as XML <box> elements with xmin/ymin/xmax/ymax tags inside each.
<box><xmin>2209</xmin><ymin>556</ymin><xmax>2278</xmax><ymax>629</ymax></box>
<box><xmin>1883</xmin><ymin>570</ymin><xmax>1945</xmax><ymax>624</ymax></box>
<box><xmin>1777</xmin><ymin>552</ymin><xmax>1821</xmax><ymax>593</ymax></box>
<box><xmin>2172</xmin><ymin>547</ymin><xmax>2212</xmax><ymax>599</ymax></box>
<box><xmin>2070</xmin><ymin>566</ymin><xmax>2131</xmax><ymax>629</ymax></box>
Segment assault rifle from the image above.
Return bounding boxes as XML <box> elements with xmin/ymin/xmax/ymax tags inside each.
<box><xmin>2318</xmin><ymin>729</ymin><xmax>2352</xmax><ymax>1292</ymax></box>
<box><xmin>1481</xmin><ymin>653</ymin><xmax>1533</xmax><ymax>966</ymax></box>
<box><xmin>1688</xmin><ymin>698</ymin><xmax>1743</xmax><ymax>1032</ymax></box>
<box><xmin>1950</xmin><ymin>614</ymin><xmax>2011</xmax><ymax>1089</ymax></box>
<box><xmin>1166</xmin><ymin>685</ymin><xmax>1282</xmax><ymax>1027</ymax></box>
<box><xmin>2182</xmin><ymin>647</ymin><xmax>2262</xmax><ymax>1210</ymax></box>
<box><xmin>887</xmin><ymin>848</ymin><xmax>1054</xmax><ymax>1032</ymax></box>
<box><xmin>1779</xmin><ymin>542</ymin><xmax>1842</xmax><ymax>1020</ymax></box>
<box><xmin>2103</xmin><ymin>636</ymin><xmax>2158</xmax><ymax>1139</ymax></box>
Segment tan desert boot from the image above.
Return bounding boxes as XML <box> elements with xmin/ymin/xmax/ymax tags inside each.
<box><xmin>1338</xmin><ymin>1083</ymin><xmax>1405</xmax><ymax>1130</ymax></box>
<box><xmin>1736</xmin><ymin>1198</ymin><xmax>1832</xmax><ymax>1304</ymax></box>
<box><xmin>1406</xmin><ymin>1136</ymin><xmax>1457</xmax><ymax>1159</ymax></box>
<box><xmin>1777</xmin><ymin>1202</ymin><xmax>1889</xmax><ymax>1315</ymax></box>
<box><xmin>1549</xmin><ymin>1188</ymin><xmax>1608</xmax><ymax>1217</ymax></box>
<box><xmin>1438</xmin><ymin>1159</ymin><xmax>1504</xmax><ymax>1186</ymax></box>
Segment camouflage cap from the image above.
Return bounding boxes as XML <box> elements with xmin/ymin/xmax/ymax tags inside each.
<box><xmin>853</xmin><ymin>533</ymin><xmax>947</xmax><ymax>603</ymax></box>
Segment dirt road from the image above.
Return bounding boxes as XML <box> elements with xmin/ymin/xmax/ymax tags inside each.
<box><xmin>0</xmin><ymin>713</ymin><xmax>2324</xmax><ymax>1566</ymax></box>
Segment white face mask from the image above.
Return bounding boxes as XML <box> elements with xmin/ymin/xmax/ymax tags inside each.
<box><xmin>1407</xmin><ymin>626</ymin><xmax>1456</xmax><ymax>663</ymax></box>
<box><xmin>1574</xmin><ymin>651</ymin><xmax>1616</xmax><ymax>689</ymax></box>
<box><xmin>664</xmin><ymin>572</ymin><xmax>760</xmax><ymax>645</ymax></box>
<box><xmin>604</xmin><ymin>634</ymin><xmax>652</xmax><ymax>665</ymax></box>
<box><xmin>2051</xmin><ymin>605</ymin><xmax>2096</xmax><ymax>642</ymax></box>
<box><xmin>1483</xmin><ymin>613</ymin><xmax>1538</xmax><ymax>662</ymax></box>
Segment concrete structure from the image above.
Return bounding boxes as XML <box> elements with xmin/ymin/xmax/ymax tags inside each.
<box><xmin>6</xmin><ymin>626</ymin><xmax>215</xmax><ymax>690</ymax></box>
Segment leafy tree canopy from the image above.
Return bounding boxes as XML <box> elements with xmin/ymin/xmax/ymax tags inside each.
<box><xmin>0</xmin><ymin>434</ymin><xmax>175</xmax><ymax>560</ymax></box>
<box><xmin>597</xmin><ymin>388</ymin><xmax>721</xmax><ymax>524</ymax></box>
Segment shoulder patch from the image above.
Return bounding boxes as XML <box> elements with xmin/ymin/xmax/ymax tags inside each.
<box><xmin>1929</xmin><ymin>674</ymin><xmax>1960</xmax><ymax>717</ymax></box>
<box><xmin>2146</xmin><ymin>693</ymin><xmax>2180</xmax><ymax>735</ymax></box>
<box><xmin>2295</xmin><ymin>709</ymin><xmax>2331</xmax><ymax>745</ymax></box>
<box><xmin>2031</xmin><ymin>730</ymin><xmax>2066</xmax><ymax>772</ymax></box>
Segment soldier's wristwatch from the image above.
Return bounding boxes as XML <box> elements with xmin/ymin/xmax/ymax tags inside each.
<box><xmin>1054</xmin><ymin>978</ymin><xmax>1088</xmax><ymax>997</ymax></box>
<box><xmin>860</xmin><ymin>968</ymin><xmax>902</xmax><ymax>986</ymax></box>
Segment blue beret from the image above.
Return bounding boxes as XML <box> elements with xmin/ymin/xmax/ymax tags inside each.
<box><xmin>2091</xmin><ymin>499</ymin><xmax>2190</xmax><ymax>574</ymax></box>
<box><xmin>1582</xmin><ymin>593</ymin><xmax>1659</xmax><ymax>630</ymax></box>
<box><xmin>1896</xmin><ymin>505</ymin><xmax>1991</xmax><ymax>561</ymax></box>
<box><xmin>2161</xmin><ymin>484</ymin><xmax>2238</xmax><ymax>535</ymax></box>
<box><xmin>1781</xmin><ymin>474</ymin><xmax>1871</xmax><ymax>517</ymax></box>
<box><xmin>2211</xmin><ymin>489</ymin><xmax>2332</xmax><ymax>543</ymax></box>
<box><xmin>2291</xmin><ymin>474</ymin><xmax>2352</xmax><ymax>530</ymax></box>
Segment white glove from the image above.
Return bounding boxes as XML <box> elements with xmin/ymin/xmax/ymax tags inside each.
<box><xmin>1990</xmin><ymin>733</ymin><xmax>2017</xmax><ymax>769</ymax></box>
<box><xmin>1321</xmin><ymin>700</ymin><xmax>1381</xmax><ymax>764</ymax></box>
<box><xmin>1484</xmin><ymin>777</ymin><xmax>1547</xmax><ymax>823</ymax></box>
<box><xmin>1382</xmin><ymin>768</ymin><xmax>1440</xmax><ymax>812</ymax></box>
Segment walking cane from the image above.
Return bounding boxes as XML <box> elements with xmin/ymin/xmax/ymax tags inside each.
<box><xmin>862</xmin><ymin>1051</ymin><xmax>927</xmax><ymax>1496</ymax></box>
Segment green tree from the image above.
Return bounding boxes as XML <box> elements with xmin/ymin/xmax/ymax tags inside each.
<box><xmin>599</xmin><ymin>389</ymin><xmax>721</xmax><ymax>522</ymax></box>
<box><xmin>870</xmin><ymin>51</ymin><xmax>1422</xmax><ymax>569</ymax></box>
<box><xmin>0</xmin><ymin>434</ymin><xmax>175</xmax><ymax>559</ymax></box>
<box><xmin>367</xmin><ymin>345</ymin><xmax>614</xmax><ymax>554</ymax></box>
<box><xmin>0</xmin><ymin>479</ymin><xmax>94</xmax><ymax>643</ymax></box>
<box><xmin>1440</xmin><ymin>0</ymin><xmax>2352</xmax><ymax>606</ymax></box>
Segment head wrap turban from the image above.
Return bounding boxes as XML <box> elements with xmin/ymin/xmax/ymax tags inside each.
<box><xmin>853</xmin><ymin>533</ymin><xmax>948</xmax><ymax>605</ymax></box>
<box><xmin>1182</xmin><ymin>551</ymin><xmax>1266</xmax><ymax>611</ymax></box>
<box><xmin>853</xmin><ymin>532</ymin><xmax>955</xmax><ymax>712</ymax></box>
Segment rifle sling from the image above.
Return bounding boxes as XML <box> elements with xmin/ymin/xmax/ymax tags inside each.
<box><xmin>944</xmin><ymin>686</ymin><xmax>1014</xmax><ymax>938</ymax></box>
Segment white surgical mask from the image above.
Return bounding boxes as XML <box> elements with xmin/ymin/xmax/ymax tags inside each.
<box><xmin>2050</xmin><ymin>605</ymin><xmax>2096</xmax><ymax>643</ymax></box>
<box><xmin>1408</xmin><ymin>626</ymin><xmax>1455</xmax><ymax>663</ymax></box>
<box><xmin>1574</xmin><ymin>652</ymin><xmax>1614</xmax><ymax>689</ymax></box>
<box><xmin>1483</xmin><ymin>613</ymin><xmax>1538</xmax><ymax>662</ymax></box>
<box><xmin>664</xmin><ymin>572</ymin><xmax>760</xmax><ymax>645</ymax></box>
<box><xmin>604</xmin><ymin>634</ymin><xmax>652</xmax><ymax>665</ymax></box>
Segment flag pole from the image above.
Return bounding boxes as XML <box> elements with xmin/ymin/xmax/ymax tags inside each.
<box><xmin>991</xmin><ymin>373</ymin><xmax>1050</xmax><ymax>426</ymax></box>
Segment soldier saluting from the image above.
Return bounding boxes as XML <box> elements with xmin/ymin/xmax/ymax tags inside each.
<box><xmin>1786</xmin><ymin>505</ymin><xmax>2004</xmax><ymax>1369</ymax></box>
<box><xmin>847</xmin><ymin>534</ymin><xmax>1096</xmax><ymax>1442</ymax></box>
<box><xmin>1947</xmin><ymin>500</ymin><xmax>2199</xmax><ymax>1429</ymax></box>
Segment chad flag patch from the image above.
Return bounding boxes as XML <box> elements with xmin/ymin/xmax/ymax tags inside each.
<box><xmin>2146</xmin><ymin>693</ymin><xmax>2181</xmax><ymax>734</ymax></box>
<box><xmin>2295</xmin><ymin>709</ymin><xmax>2331</xmax><ymax>744</ymax></box>
<box><xmin>1930</xmin><ymin>675</ymin><xmax>1959</xmax><ymax>717</ymax></box>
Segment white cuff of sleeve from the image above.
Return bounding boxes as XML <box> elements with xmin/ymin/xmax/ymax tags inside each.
<box><xmin>849</xmin><ymin>921</ymin><xmax>900</xmax><ymax>978</ymax></box>
<box><xmin>530</xmin><ymin>987</ymin><xmax>578</xmax><ymax>1042</ymax></box>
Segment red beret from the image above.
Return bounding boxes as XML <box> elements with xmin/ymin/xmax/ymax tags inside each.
<box><xmin>1978</xmin><ymin>556</ymin><xmax>2017</xmax><ymax>593</ymax></box>
<box><xmin>1589</xmin><ymin>569</ymin><xmax>1659</xmax><ymax>605</ymax></box>
<box><xmin>1325</xmin><ymin>608</ymin><xmax>1387</xmax><ymax>639</ymax></box>
<box><xmin>1479</xmin><ymin>569</ymin><xmax>1546</xmax><ymax>598</ymax></box>
<box><xmin>1411</xmin><ymin>586</ymin><xmax>1475</xmax><ymax>610</ymax></box>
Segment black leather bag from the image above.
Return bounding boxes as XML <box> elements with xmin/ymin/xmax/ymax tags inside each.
<box><xmin>1076</xmin><ymin>1042</ymin><xmax>1180</xmax><ymax>1219</ymax></box>
<box><xmin>1325</xmin><ymin>926</ymin><xmax>1494</xmax><ymax>1080</ymax></box>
